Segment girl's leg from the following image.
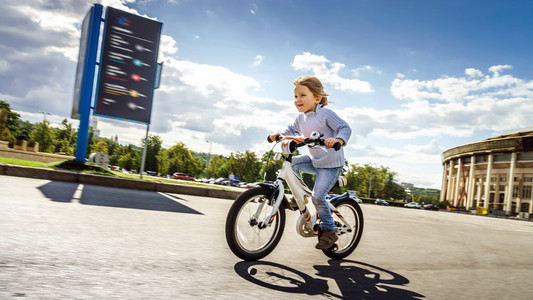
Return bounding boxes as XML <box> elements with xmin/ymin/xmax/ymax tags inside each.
<box><xmin>312</xmin><ymin>167</ymin><xmax>343</xmax><ymax>232</ymax></box>
<box><xmin>291</xmin><ymin>155</ymin><xmax>315</xmax><ymax>179</ymax></box>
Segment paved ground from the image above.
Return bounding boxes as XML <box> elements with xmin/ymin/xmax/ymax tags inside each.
<box><xmin>1</xmin><ymin>175</ymin><xmax>533</xmax><ymax>299</ymax></box>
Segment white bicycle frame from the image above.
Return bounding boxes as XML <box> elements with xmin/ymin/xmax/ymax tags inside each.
<box><xmin>258</xmin><ymin>153</ymin><xmax>354</xmax><ymax>237</ymax></box>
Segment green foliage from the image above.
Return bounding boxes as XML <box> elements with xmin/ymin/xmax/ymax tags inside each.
<box><xmin>117</xmin><ymin>144</ymin><xmax>140</xmax><ymax>171</ymax></box>
<box><xmin>409</xmin><ymin>187</ymin><xmax>441</xmax><ymax>204</ymax></box>
<box><xmin>225</xmin><ymin>151</ymin><xmax>262</xmax><ymax>183</ymax></box>
<box><xmin>260</xmin><ymin>150</ymin><xmax>283</xmax><ymax>182</ymax></box>
<box><xmin>343</xmin><ymin>163</ymin><xmax>406</xmax><ymax>200</ymax></box>
<box><xmin>141</xmin><ymin>134</ymin><xmax>163</xmax><ymax>173</ymax></box>
<box><xmin>30</xmin><ymin>120</ymin><xmax>56</xmax><ymax>153</ymax></box>
<box><xmin>54</xmin><ymin>119</ymin><xmax>77</xmax><ymax>155</ymax></box>
<box><xmin>159</xmin><ymin>142</ymin><xmax>202</xmax><ymax>177</ymax></box>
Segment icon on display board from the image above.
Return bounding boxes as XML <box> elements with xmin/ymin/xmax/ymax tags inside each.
<box><xmin>132</xmin><ymin>58</ymin><xmax>150</xmax><ymax>67</ymax></box>
<box><xmin>116</xmin><ymin>16</ymin><xmax>131</xmax><ymax>26</ymax></box>
<box><xmin>128</xmin><ymin>102</ymin><xmax>146</xmax><ymax>110</ymax></box>
<box><xmin>130</xmin><ymin>74</ymin><xmax>147</xmax><ymax>82</ymax></box>
<box><xmin>135</xmin><ymin>44</ymin><xmax>152</xmax><ymax>52</ymax></box>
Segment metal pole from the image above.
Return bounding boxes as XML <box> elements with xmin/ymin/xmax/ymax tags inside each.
<box><xmin>139</xmin><ymin>124</ymin><xmax>149</xmax><ymax>179</ymax></box>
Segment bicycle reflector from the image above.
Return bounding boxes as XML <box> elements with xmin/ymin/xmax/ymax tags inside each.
<box><xmin>281</xmin><ymin>140</ymin><xmax>296</xmax><ymax>154</ymax></box>
<box><xmin>338</xmin><ymin>176</ymin><xmax>347</xmax><ymax>187</ymax></box>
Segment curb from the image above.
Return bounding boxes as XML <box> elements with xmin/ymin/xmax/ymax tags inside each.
<box><xmin>0</xmin><ymin>164</ymin><xmax>241</xmax><ymax>200</ymax></box>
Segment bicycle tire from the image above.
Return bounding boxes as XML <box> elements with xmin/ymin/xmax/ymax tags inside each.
<box><xmin>323</xmin><ymin>198</ymin><xmax>364</xmax><ymax>259</ymax></box>
<box><xmin>225</xmin><ymin>186</ymin><xmax>286</xmax><ymax>261</ymax></box>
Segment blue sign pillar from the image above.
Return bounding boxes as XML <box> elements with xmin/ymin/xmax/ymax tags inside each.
<box><xmin>73</xmin><ymin>4</ymin><xmax>102</xmax><ymax>162</ymax></box>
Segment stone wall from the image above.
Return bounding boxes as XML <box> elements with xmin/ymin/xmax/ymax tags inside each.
<box><xmin>0</xmin><ymin>141</ymin><xmax>74</xmax><ymax>163</ymax></box>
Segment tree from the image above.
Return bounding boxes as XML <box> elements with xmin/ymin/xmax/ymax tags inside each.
<box><xmin>225</xmin><ymin>151</ymin><xmax>262</xmax><ymax>183</ymax></box>
<box><xmin>0</xmin><ymin>108</ymin><xmax>15</xmax><ymax>144</ymax></box>
<box><xmin>117</xmin><ymin>144</ymin><xmax>140</xmax><ymax>171</ymax></box>
<box><xmin>159</xmin><ymin>143</ymin><xmax>202</xmax><ymax>177</ymax></box>
<box><xmin>260</xmin><ymin>150</ymin><xmax>283</xmax><ymax>182</ymax></box>
<box><xmin>204</xmin><ymin>155</ymin><xmax>227</xmax><ymax>178</ymax></box>
<box><xmin>54</xmin><ymin>119</ymin><xmax>77</xmax><ymax>155</ymax></box>
<box><xmin>29</xmin><ymin>120</ymin><xmax>56</xmax><ymax>153</ymax></box>
<box><xmin>141</xmin><ymin>135</ymin><xmax>163</xmax><ymax>172</ymax></box>
<box><xmin>93</xmin><ymin>140</ymin><xmax>108</xmax><ymax>153</ymax></box>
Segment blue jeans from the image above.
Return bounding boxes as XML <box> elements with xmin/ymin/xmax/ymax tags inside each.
<box><xmin>291</xmin><ymin>155</ymin><xmax>342</xmax><ymax>232</ymax></box>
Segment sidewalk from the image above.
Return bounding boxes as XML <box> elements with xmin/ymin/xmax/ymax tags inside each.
<box><xmin>0</xmin><ymin>163</ymin><xmax>241</xmax><ymax>200</ymax></box>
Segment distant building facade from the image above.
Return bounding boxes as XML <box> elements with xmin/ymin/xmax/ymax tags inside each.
<box><xmin>441</xmin><ymin>127</ymin><xmax>533</xmax><ymax>216</ymax></box>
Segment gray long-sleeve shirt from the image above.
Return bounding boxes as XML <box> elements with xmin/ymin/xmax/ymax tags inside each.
<box><xmin>283</xmin><ymin>104</ymin><xmax>351</xmax><ymax>168</ymax></box>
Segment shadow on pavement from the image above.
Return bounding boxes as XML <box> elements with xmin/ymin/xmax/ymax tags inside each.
<box><xmin>234</xmin><ymin>260</ymin><xmax>424</xmax><ymax>299</ymax></box>
<box><xmin>38</xmin><ymin>181</ymin><xmax>202</xmax><ymax>215</ymax></box>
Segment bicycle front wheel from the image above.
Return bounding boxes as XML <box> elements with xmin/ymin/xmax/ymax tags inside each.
<box><xmin>225</xmin><ymin>187</ymin><xmax>286</xmax><ymax>261</ymax></box>
<box><xmin>323</xmin><ymin>198</ymin><xmax>364</xmax><ymax>260</ymax></box>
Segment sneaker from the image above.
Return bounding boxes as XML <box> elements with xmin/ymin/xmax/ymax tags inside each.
<box><xmin>315</xmin><ymin>230</ymin><xmax>338</xmax><ymax>250</ymax></box>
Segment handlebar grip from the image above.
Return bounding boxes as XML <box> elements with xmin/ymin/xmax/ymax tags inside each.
<box><xmin>333</xmin><ymin>142</ymin><xmax>341</xmax><ymax>151</ymax></box>
<box><xmin>267</xmin><ymin>134</ymin><xmax>283</xmax><ymax>143</ymax></box>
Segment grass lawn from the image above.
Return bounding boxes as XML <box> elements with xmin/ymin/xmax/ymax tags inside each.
<box><xmin>0</xmin><ymin>157</ymin><xmax>230</xmax><ymax>190</ymax></box>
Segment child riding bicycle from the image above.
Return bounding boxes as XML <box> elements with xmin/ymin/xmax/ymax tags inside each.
<box><xmin>269</xmin><ymin>76</ymin><xmax>351</xmax><ymax>250</ymax></box>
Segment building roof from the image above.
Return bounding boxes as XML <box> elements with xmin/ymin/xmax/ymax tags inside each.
<box><xmin>485</xmin><ymin>126</ymin><xmax>533</xmax><ymax>141</ymax></box>
<box><xmin>442</xmin><ymin>126</ymin><xmax>533</xmax><ymax>162</ymax></box>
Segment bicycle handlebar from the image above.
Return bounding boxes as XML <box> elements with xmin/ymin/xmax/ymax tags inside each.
<box><xmin>267</xmin><ymin>133</ymin><xmax>341</xmax><ymax>151</ymax></box>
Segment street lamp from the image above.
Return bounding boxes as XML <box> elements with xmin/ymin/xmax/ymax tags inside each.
<box><xmin>39</xmin><ymin>111</ymin><xmax>51</xmax><ymax>121</ymax></box>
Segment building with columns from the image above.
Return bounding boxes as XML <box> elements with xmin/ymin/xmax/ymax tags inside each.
<box><xmin>441</xmin><ymin>126</ymin><xmax>533</xmax><ymax>217</ymax></box>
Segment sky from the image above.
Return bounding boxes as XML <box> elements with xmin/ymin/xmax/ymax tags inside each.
<box><xmin>1</xmin><ymin>0</ymin><xmax>533</xmax><ymax>189</ymax></box>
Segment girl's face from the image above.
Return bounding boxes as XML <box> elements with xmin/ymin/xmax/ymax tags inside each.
<box><xmin>294</xmin><ymin>84</ymin><xmax>321</xmax><ymax>113</ymax></box>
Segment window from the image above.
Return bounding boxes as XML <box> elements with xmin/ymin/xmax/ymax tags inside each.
<box><xmin>522</xmin><ymin>186</ymin><xmax>532</xmax><ymax>199</ymax></box>
<box><xmin>524</xmin><ymin>177</ymin><xmax>533</xmax><ymax>182</ymax></box>
<box><xmin>513</xmin><ymin>186</ymin><xmax>520</xmax><ymax>198</ymax></box>
<box><xmin>500</xmin><ymin>176</ymin><xmax>507</xmax><ymax>182</ymax></box>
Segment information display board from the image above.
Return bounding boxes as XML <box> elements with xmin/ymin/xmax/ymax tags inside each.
<box><xmin>94</xmin><ymin>7</ymin><xmax>162</xmax><ymax>124</ymax></box>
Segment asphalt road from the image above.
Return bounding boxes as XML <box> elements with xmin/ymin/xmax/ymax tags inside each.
<box><xmin>1</xmin><ymin>175</ymin><xmax>533</xmax><ymax>299</ymax></box>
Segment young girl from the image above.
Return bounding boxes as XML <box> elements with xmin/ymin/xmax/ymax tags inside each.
<box><xmin>269</xmin><ymin>76</ymin><xmax>351</xmax><ymax>250</ymax></box>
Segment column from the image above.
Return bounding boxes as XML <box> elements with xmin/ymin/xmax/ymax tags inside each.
<box><xmin>484</xmin><ymin>154</ymin><xmax>493</xmax><ymax>209</ymax></box>
<box><xmin>454</xmin><ymin>158</ymin><xmax>463</xmax><ymax>207</ymax></box>
<box><xmin>446</xmin><ymin>161</ymin><xmax>453</xmax><ymax>203</ymax></box>
<box><xmin>506</xmin><ymin>152</ymin><xmax>517</xmax><ymax>213</ymax></box>
<box><xmin>466</xmin><ymin>155</ymin><xmax>476</xmax><ymax>210</ymax></box>
<box><xmin>440</xmin><ymin>161</ymin><xmax>448</xmax><ymax>203</ymax></box>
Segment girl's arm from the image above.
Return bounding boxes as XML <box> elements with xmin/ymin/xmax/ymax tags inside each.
<box><xmin>325</xmin><ymin>110</ymin><xmax>351</xmax><ymax>146</ymax></box>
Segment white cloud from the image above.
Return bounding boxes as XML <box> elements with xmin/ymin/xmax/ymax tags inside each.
<box><xmin>291</xmin><ymin>52</ymin><xmax>374</xmax><ymax>93</ymax></box>
<box><xmin>252</xmin><ymin>55</ymin><xmax>263</xmax><ymax>67</ymax></box>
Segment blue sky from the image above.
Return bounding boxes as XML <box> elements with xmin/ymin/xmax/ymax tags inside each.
<box><xmin>1</xmin><ymin>0</ymin><xmax>533</xmax><ymax>189</ymax></box>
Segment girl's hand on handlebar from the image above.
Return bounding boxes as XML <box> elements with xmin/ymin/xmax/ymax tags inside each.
<box><xmin>324</xmin><ymin>138</ymin><xmax>344</xmax><ymax>150</ymax></box>
<box><xmin>267</xmin><ymin>133</ymin><xmax>283</xmax><ymax>143</ymax></box>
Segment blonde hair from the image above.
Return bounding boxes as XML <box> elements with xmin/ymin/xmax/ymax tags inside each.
<box><xmin>293</xmin><ymin>76</ymin><xmax>329</xmax><ymax>107</ymax></box>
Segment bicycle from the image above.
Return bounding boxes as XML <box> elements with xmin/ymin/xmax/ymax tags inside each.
<box><xmin>225</xmin><ymin>132</ymin><xmax>364</xmax><ymax>261</ymax></box>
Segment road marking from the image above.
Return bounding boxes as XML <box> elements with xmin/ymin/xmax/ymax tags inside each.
<box><xmin>72</xmin><ymin>184</ymin><xmax>84</xmax><ymax>203</ymax></box>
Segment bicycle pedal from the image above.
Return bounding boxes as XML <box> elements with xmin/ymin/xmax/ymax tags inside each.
<box><xmin>328</xmin><ymin>244</ymin><xmax>338</xmax><ymax>251</ymax></box>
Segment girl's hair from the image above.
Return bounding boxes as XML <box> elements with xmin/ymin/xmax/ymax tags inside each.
<box><xmin>293</xmin><ymin>76</ymin><xmax>329</xmax><ymax>107</ymax></box>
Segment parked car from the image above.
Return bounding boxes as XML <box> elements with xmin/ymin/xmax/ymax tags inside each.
<box><xmin>423</xmin><ymin>204</ymin><xmax>440</xmax><ymax>211</ymax></box>
<box><xmin>214</xmin><ymin>178</ymin><xmax>228</xmax><ymax>185</ymax></box>
<box><xmin>244</xmin><ymin>182</ymin><xmax>260</xmax><ymax>189</ymax></box>
<box><xmin>404</xmin><ymin>202</ymin><xmax>421</xmax><ymax>209</ymax></box>
<box><xmin>173</xmin><ymin>172</ymin><xmax>195</xmax><ymax>181</ymax></box>
<box><xmin>375</xmin><ymin>199</ymin><xmax>389</xmax><ymax>206</ymax></box>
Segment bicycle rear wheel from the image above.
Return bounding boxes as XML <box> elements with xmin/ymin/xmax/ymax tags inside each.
<box><xmin>323</xmin><ymin>198</ymin><xmax>364</xmax><ymax>259</ymax></box>
<box><xmin>225</xmin><ymin>186</ymin><xmax>286</xmax><ymax>261</ymax></box>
